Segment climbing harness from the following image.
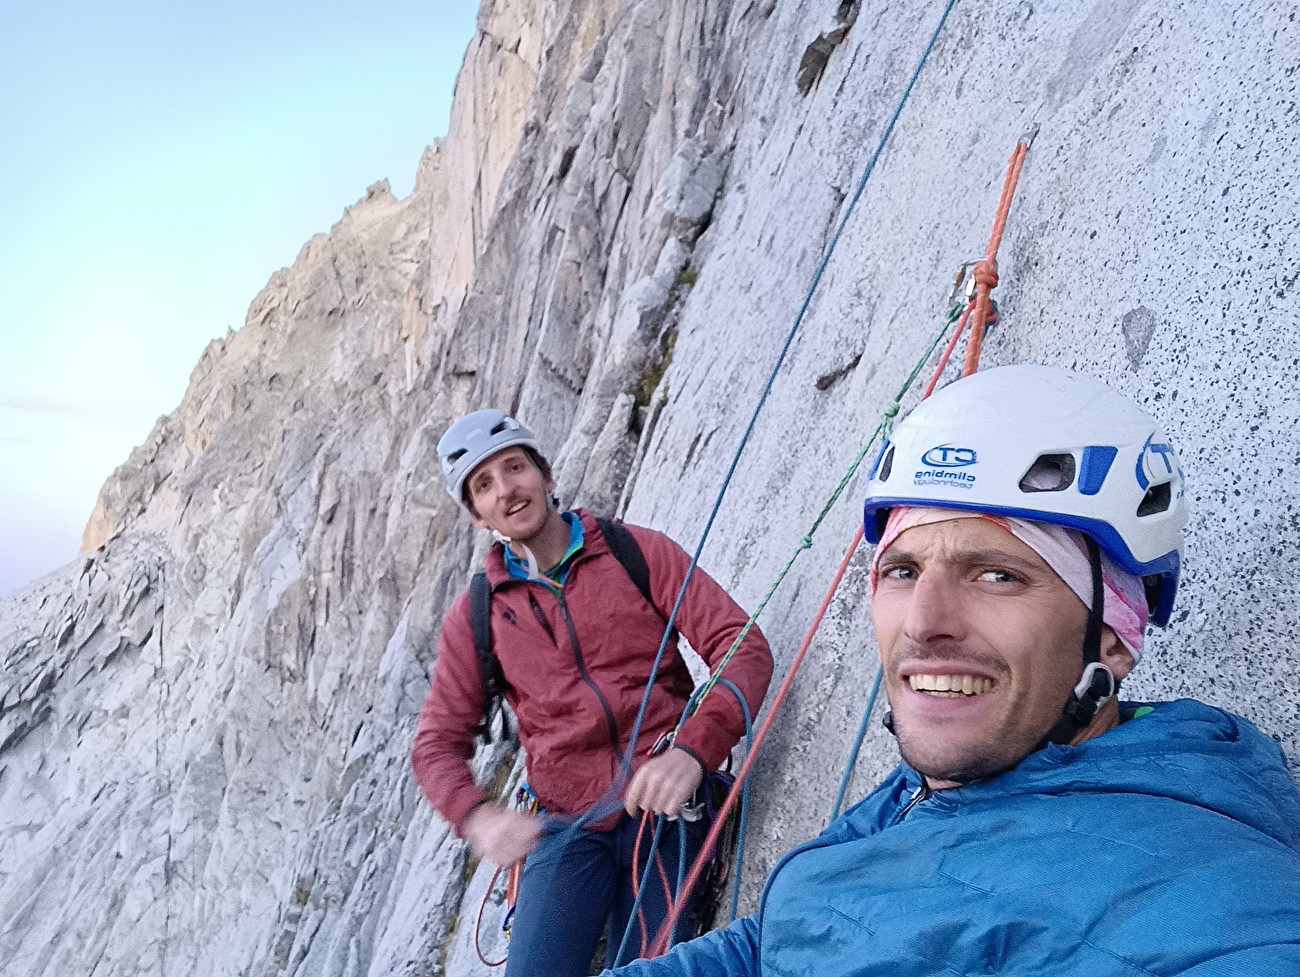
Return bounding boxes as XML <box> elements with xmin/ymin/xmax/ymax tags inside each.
<box><xmin>616</xmin><ymin>680</ymin><xmax>759</xmax><ymax>971</ymax></box>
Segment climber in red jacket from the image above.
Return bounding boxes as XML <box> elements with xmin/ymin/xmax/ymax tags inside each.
<box><xmin>411</xmin><ymin>408</ymin><xmax>772</xmax><ymax>976</ymax></box>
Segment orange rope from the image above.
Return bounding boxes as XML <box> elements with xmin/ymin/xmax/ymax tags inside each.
<box><xmin>923</xmin><ymin>304</ymin><xmax>972</xmax><ymax>399</ymax></box>
<box><xmin>647</xmin><ymin>131</ymin><xmax>1035</xmax><ymax>959</ymax></box>
<box><xmin>474</xmin><ymin>865</ymin><xmax>510</xmax><ymax>967</ymax></box>
<box><xmin>505</xmin><ymin>859</ymin><xmax>523</xmax><ymax>910</ymax></box>
<box><xmin>961</xmin><ymin>131</ymin><xmax>1034</xmax><ymax>377</ymax></box>
<box><xmin>629</xmin><ymin>811</ymin><xmax>676</xmax><ymax>958</ymax></box>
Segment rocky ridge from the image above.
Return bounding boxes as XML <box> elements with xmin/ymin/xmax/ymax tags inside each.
<box><xmin>3</xmin><ymin>1</ymin><xmax>1299</xmax><ymax>975</ymax></box>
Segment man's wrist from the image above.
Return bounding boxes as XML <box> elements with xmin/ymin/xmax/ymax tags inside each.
<box><xmin>671</xmin><ymin>743</ymin><xmax>707</xmax><ymax>775</ymax></box>
<box><xmin>460</xmin><ymin>799</ymin><xmax>495</xmax><ymax>837</ymax></box>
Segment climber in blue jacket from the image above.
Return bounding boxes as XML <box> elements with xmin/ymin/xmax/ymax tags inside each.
<box><xmin>608</xmin><ymin>364</ymin><xmax>1300</xmax><ymax>976</ymax></box>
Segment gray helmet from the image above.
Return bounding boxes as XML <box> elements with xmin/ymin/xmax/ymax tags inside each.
<box><xmin>438</xmin><ymin>409</ymin><xmax>543</xmax><ymax>503</ymax></box>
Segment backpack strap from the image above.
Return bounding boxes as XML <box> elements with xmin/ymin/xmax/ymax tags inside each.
<box><xmin>468</xmin><ymin>520</ymin><xmax>669</xmax><ymax>744</ymax></box>
<box><xmin>469</xmin><ymin>571</ymin><xmax>510</xmax><ymax>743</ymax></box>
<box><xmin>596</xmin><ymin>517</ymin><xmax>675</xmax><ymax>637</ymax></box>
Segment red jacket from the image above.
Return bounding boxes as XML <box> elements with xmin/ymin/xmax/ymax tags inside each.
<box><xmin>411</xmin><ymin>511</ymin><xmax>773</xmax><ymax>835</ymax></box>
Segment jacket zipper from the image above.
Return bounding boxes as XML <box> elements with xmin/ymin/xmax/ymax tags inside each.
<box><xmin>891</xmin><ymin>781</ymin><xmax>931</xmax><ymax>825</ymax></box>
<box><xmin>555</xmin><ymin>590</ymin><xmax>625</xmax><ymax>765</ymax></box>
<box><xmin>527</xmin><ymin>593</ymin><xmax>556</xmax><ymax>642</ymax></box>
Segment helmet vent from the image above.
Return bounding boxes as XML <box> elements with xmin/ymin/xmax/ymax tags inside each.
<box><xmin>447</xmin><ymin>448</ymin><xmax>467</xmax><ymax>464</ymax></box>
<box><xmin>1019</xmin><ymin>453</ymin><xmax>1076</xmax><ymax>493</ymax></box>
<box><xmin>1137</xmin><ymin>481</ymin><xmax>1172</xmax><ymax>517</ymax></box>
<box><xmin>489</xmin><ymin>420</ymin><xmax>510</xmax><ymax>435</ymax></box>
<box><xmin>878</xmin><ymin>445</ymin><xmax>895</xmax><ymax>482</ymax></box>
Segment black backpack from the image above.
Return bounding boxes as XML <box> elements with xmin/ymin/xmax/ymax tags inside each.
<box><xmin>469</xmin><ymin>517</ymin><xmax>670</xmax><ymax>743</ymax></box>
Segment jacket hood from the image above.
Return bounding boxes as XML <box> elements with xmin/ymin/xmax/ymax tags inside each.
<box><xmin>886</xmin><ymin>699</ymin><xmax>1300</xmax><ymax>851</ymax></box>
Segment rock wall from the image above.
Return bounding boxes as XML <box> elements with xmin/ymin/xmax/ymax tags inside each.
<box><xmin>2</xmin><ymin>1</ymin><xmax>1297</xmax><ymax>974</ymax></box>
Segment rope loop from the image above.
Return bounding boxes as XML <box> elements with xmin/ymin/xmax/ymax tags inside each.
<box><xmin>881</xmin><ymin>399</ymin><xmax>902</xmax><ymax>437</ymax></box>
<box><xmin>972</xmin><ymin>258</ymin><xmax>999</xmax><ymax>290</ymax></box>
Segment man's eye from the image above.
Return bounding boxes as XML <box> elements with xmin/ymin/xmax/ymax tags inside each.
<box><xmin>880</xmin><ymin>565</ymin><xmax>916</xmax><ymax>581</ymax></box>
<box><xmin>978</xmin><ymin>569</ymin><xmax>1020</xmax><ymax>584</ymax></box>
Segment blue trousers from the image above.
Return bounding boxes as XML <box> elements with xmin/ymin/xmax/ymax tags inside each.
<box><xmin>504</xmin><ymin>813</ymin><xmax>706</xmax><ymax>976</ymax></box>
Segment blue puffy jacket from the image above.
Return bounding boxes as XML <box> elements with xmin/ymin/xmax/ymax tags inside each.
<box><xmin>608</xmin><ymin>700</ymin><xmax>1300</xmax><ymax>975</ymax></box>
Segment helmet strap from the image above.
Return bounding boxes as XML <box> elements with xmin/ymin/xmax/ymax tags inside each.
<box><xmin>490</xmin><ymin>529</ymin><xmax>546</xmax><ymax>582</ymax></box>
<box><xmin>1044</xmin><ymin>537</ymin><xmax>1117</xmax><ymax>745</ymax></box>
<box><xmin>884</xmin><ymin>541</ymin><xmax>1120</xmax><ymax>749</ymax></box>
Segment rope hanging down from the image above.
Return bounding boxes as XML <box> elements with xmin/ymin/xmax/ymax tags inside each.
<box><xmin>481</xmin><ymin>0</ymin><xmax>965</xmax><ymax>953</ymax></box>
<box><xmin>649</xmin><ymin>126</ymin><xmax>1038</xmax><ymax>956</ymax></box>
<box><xmin>644</xmin><ymin>324</ymin><xmax>955</xmax><ymax>955</ymax></box>
<box><xmin>610</xmin><ymin>0</ymin><xmax>964</xmax><ymax>786</ymax></box>
<box><xmin>829</xmin><ymin>126</ymin><xmax>1037</xmax><ymax>821</ymax></box>
<box><xmin>497</xmin><ymin>0</ymin><xmax>978</xmax><ymax>960</ymax></box>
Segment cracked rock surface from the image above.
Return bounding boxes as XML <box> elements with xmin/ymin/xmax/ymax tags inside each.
<box><xmin>3</xmin><ymin>1</ymin><xmax>1298</xmax><ymax>974</ymax></box>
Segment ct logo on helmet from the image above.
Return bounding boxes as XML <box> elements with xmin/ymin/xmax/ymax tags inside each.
<box><xmin>915</xmin><ymin>444</ymin><xmax>978</xmax><ymax>489</ymax></box>
<box><xmin>921</xmin><ymin>444</ymin><xmax>978</xmax><ymax>468</ymax></box>
<box><xmin>1135</xmin><ymin>433</ymin><xmax>1180</xmax><ymax>491</ymax></box>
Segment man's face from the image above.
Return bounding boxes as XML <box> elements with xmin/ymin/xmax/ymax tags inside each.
<box><xmin>465</xmin><ymin>447</ymin><xmax>552</xmax><ymax>541</ymax></box>
<box><xmin>872</xmin><ymin>517</ymin><xmax>1128</xmax><ymax>787</ymax></box>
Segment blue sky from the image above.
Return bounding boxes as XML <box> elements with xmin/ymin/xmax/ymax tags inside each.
<box><xmin>0</xmin><ymin>0</ymin><xmax>480</xmax><ymax>596</ymax></box>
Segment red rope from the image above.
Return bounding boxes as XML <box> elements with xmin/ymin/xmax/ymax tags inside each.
<box><xmin>922</xmin><ymin>304</ymin><xmax>972</xmax><ymax>399</ymax></box>
<box><xmin>647</xmin><ymin>132</ymin><xmax>1035</xmax><ymax>958</ymax></box>
<box><xmin>474</xmin><ymin>865</ymin><xmax>509</xmax><ymax>967</ymax></box>
<box><xmin>628</xmin><ymin>810</ymin><xmax>677</xmax><ymax>958</ymax></box>
<box><xmin>649</xmin><ymin>526</ymin><xmax>865</xmax><ymax>955</ymax></box>
<box><xmin>962</xmin><ymin>135</ymin><xmax>1031</xmax><ymax>377</ymax></box>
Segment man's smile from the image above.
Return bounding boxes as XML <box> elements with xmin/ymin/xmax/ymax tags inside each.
<box><xmin>907</xmin><ymin>673</ymin><xmax>995</xmax><ymax>697</ymax></box>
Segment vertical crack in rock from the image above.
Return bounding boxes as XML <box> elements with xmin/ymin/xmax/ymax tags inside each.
<box><xmin>796</xmin><ymin>1</ymin><xmax>860</xmax><ymax>95</ymax></box>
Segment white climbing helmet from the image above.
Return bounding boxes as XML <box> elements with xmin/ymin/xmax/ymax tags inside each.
<box><xmin>864</xmin><ymin>364</ymin><xmax>1187</xmax><ymax>625</ymax></box>
<box><xmin>438</xmin><ymin>409</ymin><xmax>543</xmax><ymax>503</ymax></box>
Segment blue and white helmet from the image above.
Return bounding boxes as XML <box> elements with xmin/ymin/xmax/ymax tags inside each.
<box><xmin>863</xmin><ymin>364</ymin><xmax>1187</xmax><ymax>625</ymax></box>
<box><xmin>438</xmin><ymin>409</ymin><xmax>542</xmax><ymax>503</ymax></box>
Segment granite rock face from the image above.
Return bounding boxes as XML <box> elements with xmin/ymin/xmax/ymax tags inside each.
<box><xmin>4</xmin><ymin>0</ymin><xmax>1299</xmax><ymax>974</ymax></box>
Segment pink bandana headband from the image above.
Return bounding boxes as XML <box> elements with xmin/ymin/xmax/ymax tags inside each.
<box><xmin>869</xmin><ymin>507</ymin><xmax>1149</xmax><ymax>660</ymax></box>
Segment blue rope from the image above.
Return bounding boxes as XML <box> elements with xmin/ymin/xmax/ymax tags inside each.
<box><xmin>617</xmin><ymin>0</ymin><xmax>961</xmax><ymax>779</ymax></box>
<box><xmin>829</xmin><ymin>664</ymin><xmax>884</xmax><ymax>821</ymax></box>
<box><xmin>717</xmin><ymin>678</ymin><xmax>753</xmax><ymax>922</ymax></box>
<box><xmin>671</xmin><ymin>820</ymin><xmax>687</xmax><ymax>951</ymax></box>
<box><xmin>533</xmin><ymin>0</ymin><xmax>961</xmax><ymax>954</ymax></box>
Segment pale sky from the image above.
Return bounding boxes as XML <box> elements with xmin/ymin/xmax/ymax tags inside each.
<box><xmin>0</xmin><ymin>0</ymin><xmax>479</xmax><ymax>597</ymax></box>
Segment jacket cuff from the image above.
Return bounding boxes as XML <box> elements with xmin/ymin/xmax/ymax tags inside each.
<box><xmin>447</xmin><ymin>788</ymin><xmax>491</xmax><ymax>837</ymax></box>
<box><xmin>673</xmin><ymin>723</ymin><xmax>730</xmax><ymax>773</ymax></box>
<box><xmin>673</xmin><ymin>743</ymin><xmax>708</xmax><ymax>774</ymax></box>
